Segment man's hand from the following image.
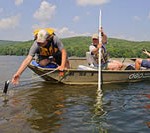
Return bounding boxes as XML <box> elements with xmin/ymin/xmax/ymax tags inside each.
<box><xmin>97</xmin><ymin>43</ymin><xmax>102</xmax><ymax>49</ymax></box>
<box><xmin>11</xmin><ymin>74</ymin><xmax>20</xmax><ymax>85</ymax></box>
<box><xmin>57</xmin><ymin>65</ymin><xmax>65</xmax><ymax>71</ymax></box>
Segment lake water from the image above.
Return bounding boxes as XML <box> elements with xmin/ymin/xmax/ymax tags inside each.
<box><xmin>0</xmin><ymin>56</ymin><xmax>150</xmax><ymax>133</ymax></box>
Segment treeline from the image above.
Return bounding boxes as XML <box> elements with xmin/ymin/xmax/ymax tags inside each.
<box><xmin>62</xmin><ymin>37</ymin><xmax>149</xmax><ymax>58</ymax></box>
<box><xmin>0</xmin><ymin>41</ymin><xmax>31</xmax><ymax>55</ymax></box>
<box><xmin>0</xmin><ymin>37</ymin><xmax>149</xmax><ymax>58</ymax></box>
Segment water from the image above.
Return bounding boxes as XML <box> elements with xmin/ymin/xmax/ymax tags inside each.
<box><xmin>0</xmin><ymin>56</ymin><xmax>150</xmax><ymax>133</ymax></box>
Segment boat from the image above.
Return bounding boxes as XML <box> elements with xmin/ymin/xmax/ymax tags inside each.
<box><xmin>28</xmin><ymin>57</ymin><xmax>150</xmax><ymax>85</ymax></box>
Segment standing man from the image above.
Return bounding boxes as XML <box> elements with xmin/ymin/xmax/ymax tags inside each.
<box><xmin>12</xmin><ymin>29</ymin><xmax>69</xmax><ymax>85</ymax></box>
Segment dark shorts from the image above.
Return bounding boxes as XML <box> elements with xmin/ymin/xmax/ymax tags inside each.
<box><xmin>92</xmin><ymin>62</ymin><xmax>108</xmax><ymax>70</ymax></box>
<box><xmin>141</xmin><ymin>59</ymin><xmax>150</xmax><ymax>68</ymax></box>
<box><xmin>101</xmin><ymin>62</ymin><xmax>108</xmax><ymax>70</ymax></box>
<box><xmin>38</xmin><ymin>51</ymin><xmax>62</xmax><ymax>66</ymax></box>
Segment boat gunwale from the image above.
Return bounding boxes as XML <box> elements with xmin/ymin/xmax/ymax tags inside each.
<box><xmin>28</xmin><ymin>64</ymin><xmax>150</xmax><ymax>73</ymax></box>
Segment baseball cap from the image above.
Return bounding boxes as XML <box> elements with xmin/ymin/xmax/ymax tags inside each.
<box><xmin>36</xmin><ymin>29</ymin><xmax>49</xmax><ymax>43</ymax></box>
<box><xmin>92</xmin><ymin>33</ymin><xmax>99</xmax><ymax>39</ymax></box>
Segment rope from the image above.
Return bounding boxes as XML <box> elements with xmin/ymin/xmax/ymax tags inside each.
<box><xmin>7</xmin><ymin>68</ymin><xmax>58</xmax><ymax>84</ymax></box>
<box><xmin>19</xmin><ymin>68</ymin><xmax>58</xmax><ymax>82</ymax></box>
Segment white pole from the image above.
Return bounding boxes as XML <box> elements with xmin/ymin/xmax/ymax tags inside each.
<box><xmin>98</xmin><ymin>9</ymin><xmax>102</xmax><ymax>90</ymax></box>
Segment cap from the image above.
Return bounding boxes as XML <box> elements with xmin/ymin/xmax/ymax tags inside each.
<box><xmin>92</xmin><ymin>33</ymin><xmax>99</xmax><ymax>39</ymax></box>
<box><xmin>36</xmin><ymin>29</ymin><xmax>49</xmax><ymax>43</ymax></box>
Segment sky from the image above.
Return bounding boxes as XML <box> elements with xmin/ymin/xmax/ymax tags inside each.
<box><xmin>0</xmin><ymin>0</ymin><xmax>150</xmax><ymax>41</ymax></box>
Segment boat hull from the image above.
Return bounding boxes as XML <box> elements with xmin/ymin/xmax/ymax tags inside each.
<box><xmin>28</xmin><ymin>63</ymin><xmax>150</xmax><ymax>85</ymax></box>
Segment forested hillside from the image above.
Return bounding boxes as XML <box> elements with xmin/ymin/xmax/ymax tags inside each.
<box><xmin>0</xmin><ymin>37</ymin><xmax>149</xmax><ymax>58</ymax></box>
<box><xmin>0</xmin><ymin>40</ymin><xmax>21</xmax><ymax>45</ymax></box>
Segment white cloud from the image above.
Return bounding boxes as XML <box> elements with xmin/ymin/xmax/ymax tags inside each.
<box><xmin>0</xmin><ymin>15</ymin><xmax>20</xmax><ymax>30</ymax></box>
<box><xmin>55</xmin><ymin>27</ymin><xmax>76</xmax><ymax>37</ymax></box>
<box><xmin>111</xmin><ymin>34</ymin><xmax>137</xmax><ymax>41</ymax></box>
<box><xmin>15</xmin><ymin>0</ymin><xmax>23</xmax><ymax>6</ymax></box>
<box><xmin>76</xmin><ymin>0</ymin><xmax>110</xmax><ymax>6</ymax></box>
<box><xmin>86</xmin><ymin>11</ymin><xmax>91</xmax><ymax>16</ymax></box>
<box><xmin>73</xmin><ymin>16</ymin><xmax>80</xmax><ymax>22</ymax></box>
<box><xmin>148</xmin><ymin>12</ymin><xmax>150</xmax><ymax>19</ymax></box>
<box><xmin>0</xmin><ymin>8</ymin><xmax>3</xmax><ymax>14</ymax></box>
<box><xmin>33</xmin><ymin>1</ymin><xmax>56</xmax><ymax>23</ymax></box>
<box><xmin>133</xmin><ymin>16</ymin><xmax>141</xmax><ymax>21</ymax></box>
<box><xmin>55</xmin><ymin>27</ymin><xmax>90</xmax><ymax>38</ymax></box>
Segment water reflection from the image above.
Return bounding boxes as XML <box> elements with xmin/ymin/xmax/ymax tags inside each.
<box><xmin>0</xmin><ymin>88</ymin><xmax>37</xmax><ymax>133</ymax></box>
<box><xmin>1</xmin><ymin>55</ymin><xmax>150</xmax><ymax>133</ymax></box>
<box><xmin>94</xmin><ymin>90</ymin><xmax>105</xmax><ymax>116</ymax></box>
<box><xmin>0</xmin><ymin>80</ymin><xmax>150</xmax><ymax>132</ymax></box>
<box><xmin>25</xmin><ymin>83</ymin><xmax>99</xmax><ymax>133</ymax></box>
<box><xmin>27</xmin><ymin>83</ymin><xmax>65</xmax><ymax>132</ymax></box>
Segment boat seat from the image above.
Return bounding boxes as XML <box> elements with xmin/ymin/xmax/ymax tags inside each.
<box><xmin>77</xmin><ymin>65</ymin><xmax>96</xmax><ymax>70</ymax></box>
<box><xmin>124</xmin><ymin>64</ymin><xmax>135</xmax><ymax>70</ymax></box>
<box><xmin>86</xmin><ymin>52</ymin><xmax>97</xmax><ymax>67</ymax></box>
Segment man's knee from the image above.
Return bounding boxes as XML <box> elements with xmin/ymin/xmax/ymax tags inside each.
<box><xmin>119</xmin><ymin>63</ymin><xmax>123</xmax><ymax>68</ymax></box>
<box><xmin>39</xmin><ymin>59</ymin><xmax>50</xmax><ymax>66</ymax></box>
<box><xmin>136</xmin><ymin>58</ymin><xmax>142</xmax><ymax>64</ymax></box>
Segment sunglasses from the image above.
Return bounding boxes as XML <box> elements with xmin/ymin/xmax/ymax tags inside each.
<box><xmin>93</xmin><ymin>38</ymin><xmax>98</xmax><ymax>40</ymax></box>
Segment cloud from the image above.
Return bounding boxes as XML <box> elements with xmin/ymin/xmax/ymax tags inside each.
<box><xmin>73</xmin><ymin>16</ymin><xmax>80</xmax><ymax>22</ymax></box>
<box><xmin>86</xmin><ymin>11</ymin><xmax>91</xmax><ymax>16</ymax></box>
<box><xmin>0</xmin><ymin>8</ymin><xmax>3</xmax><ymax>14</ymax></box>
<box><xmin>133</xmin><ymin>16</ymin><xmax>141</xmax><ymax>21</ymax></box>
<box><xmin>15</xmin><ymin>0</ymin><xmax>23</xmax><ymax>6</ymax></box>
<box><xmin>111</xmin><ymin>34</ymin><xmax>137</xmax><ymax>41</ymax></box>
<box><xmin>76</xmin><ymin>0</ymin><xmax>110</xmax><ymax>6</ymax></box>
<box><xmin>148</xmin><ymin>12</ymin><xmax>150</xmax><ymax>19</ymax></box>
<box><xmin>33</xmin><ymin>1</ymin><xmax>56</xmax><ymax>23</ymax></box>
<box><xmin>0</xmin><ymin>15</ymin><xmax>20</xmax><ymax>30</ymax></box>
<box><xmin>32</xmin><ymin>26</ymin><xmax>90</xmax><ymax>38</ymax></box>
<box><xmin>55</xmin><ymin>27</ymin><xmax>90</xmax><ymax>38</ymax></box>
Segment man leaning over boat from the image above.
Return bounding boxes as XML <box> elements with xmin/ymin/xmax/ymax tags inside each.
<box><xmin>11</xmin><ymin>28</ymin><xmax>69</xmax><ymax>85</ymax></box>
<box><xmin>86</xmin><ymin>28</ymin><xmax>123</xmax><ymax>70</ymax></box>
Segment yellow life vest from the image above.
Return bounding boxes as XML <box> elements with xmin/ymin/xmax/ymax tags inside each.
<box><xmin>39</xmin><ymin>43</ymin><xmax>59</xmax><ymax>57</ymax></box>
<box><xmin>39</xmin><ymin>39</ymin><xmax>62</xmax><ymax>65</ymax></box>
<box><xmin>34</xmin><ymin>28</ymin><xmax>61</xmax><ymax>64</ymax></box>
<box><xmin>33</xmin><ymin>28</ymin><xmax>57</xmax><ymax>56</ymax></box>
